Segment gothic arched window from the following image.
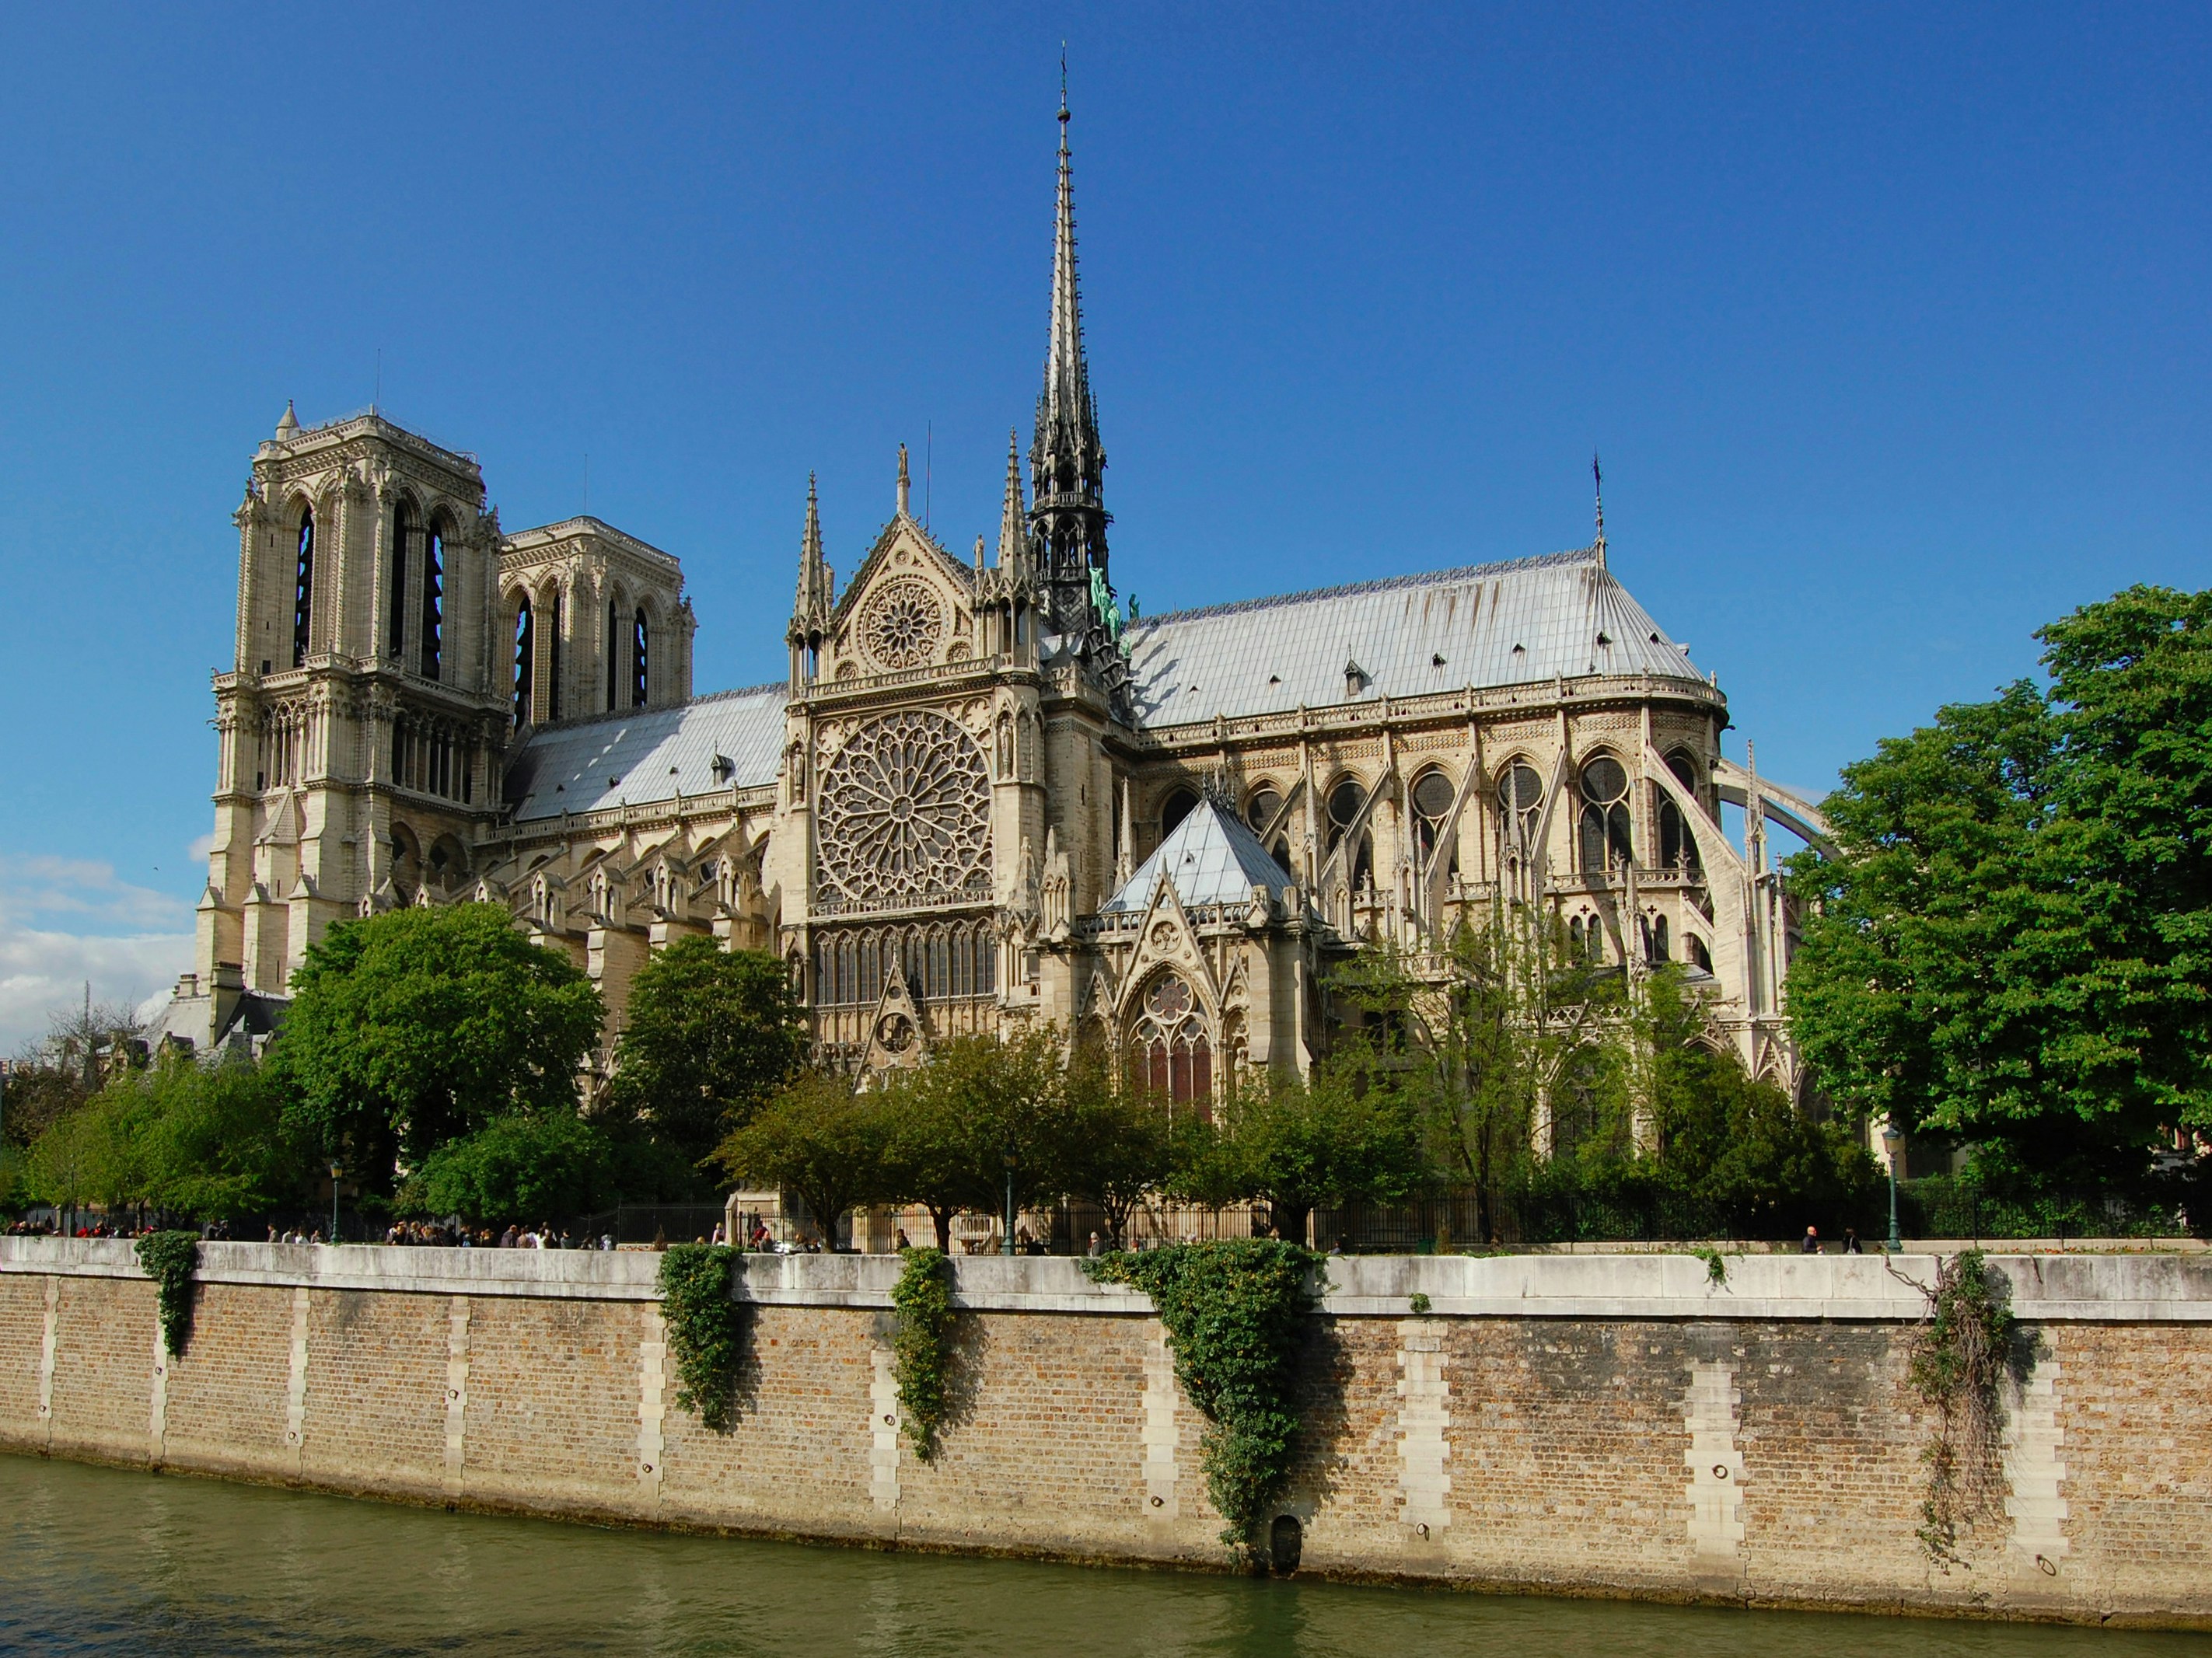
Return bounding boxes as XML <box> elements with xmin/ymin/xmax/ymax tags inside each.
<box><xmin>1653</xmin><ymin>913</ymin><xmax>1670</xmax><ymax>963</ymax></box>
<box><xmin>420</xmin><ymin>522</ymin><xmax>445</xmax><ymax>682</ymax></box>
<box><xmin>606</xmin><ymin>599</ymin><xmax>620</xmax><ymax>711</ymax></box>
<box><xmin>1244</xmin><ymin>784</ymin><xmax>1281</xmax><ymax>836</ymax></box>
<box><xmin>1130</xmin><ymin>975</ymin><xmax>1212</xmax><ymax>1115</ymax></box>
<box><xmin>1326</xmin><ymin>777</ymin><xmax>1365</xmax><ymax>852</ymax></box>
<box><xmin>1162</xmin><ymin>787</ymin><xmax>1198</xmax><ymax>838</ymax></box>
<box><xmin>1578</xmin><ymin>754</ymin><xmax>1633</xmax><ymax>874</ymax></box>
<box><xmin>389</xmin><ymin>500</ymin><xmax>414</xmax><ymax>658</ymax></box>
<box><xmin>1499</xmin><ymin>759</ymin><xmax>1543</xmax><ymax>850</ymax></box>
<box><xmin>512</xmin><ymin>599</ymin><xmax>534</xmax><ymax>728</ymax></box>
<box><xmin>1410</xmin><ymin>768</ymin><xmax>1458</xmax><ymax>874</ymax></box>
<box><xmin>548</xmin><ymin>591</ymin><xmax>564</xmax><ymax>723</ymax></box>
<box><xmin>292</xmin><ymin>506</ymin><xmax>315</xmax><ymax>668</ymax></box>
<box><xmin>1658</xmin><ymin>749</ymin><xmax>1703</xmax><ymax>872</ymax></box>
<box><xmin>633</xmin><ymin>608</ymin><xmax>649</xmax><ymax>707</ymax></box>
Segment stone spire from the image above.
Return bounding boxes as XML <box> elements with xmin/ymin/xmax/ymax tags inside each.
<box><xmin>274</xmin><ymin>400</ymin><xmax>300</xmax><ymax>440</ymax></box>
<box><xmin>788</xmin><ymin>473</ymin><xmax>832</xmax><ymax>647</ymax></box>
<box><xmin>1027</xmin><ymin>75</ymin><xmax>1109</xmax><ymax>639</ymax></box>
<box><xmin>996</xmin><ymin>428</ymin><xmax>1027</xmax><ymax>573</ymax></box>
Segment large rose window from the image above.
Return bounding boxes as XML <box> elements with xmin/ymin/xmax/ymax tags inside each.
<box><xmin>861</xmin><ymin>578</ymin><xmax>945</xmax><ymax>671</ymax></box>
<box><xmin>816</xmin><ymin>710</ymin><xmax>990</xmax><ymax>905</ymax></box>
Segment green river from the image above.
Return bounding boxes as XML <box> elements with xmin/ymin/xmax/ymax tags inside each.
<box><xmin>1</xmin><ymin>1455</ymin><xmax>2196</xmax><ymax>1657</ymax></box>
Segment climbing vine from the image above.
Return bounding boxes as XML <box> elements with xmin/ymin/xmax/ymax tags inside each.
<box><xmin>1085</xmin><ymin>1239</ymin><xmax>1323</xmax><ymax>1552</ymax></box>
<box><xmin>1904</xmin><ymin>1249</ymin><xmax>2018</xmax><ymax>1564</ymax></box>
<box><xmin>658</xmin><ymin>1244</ymin><xmax>745</xmax><ymax>1433</ymax></box>
<box><xmin>892</xmin><ymin>1246</ymin><xmax>956</xmax><ymax>1461</ymax></box>
<box><xmin>135</xmin><ymin>1230</ymin><xmax>199</xmax><ymax>1357</ymax></box>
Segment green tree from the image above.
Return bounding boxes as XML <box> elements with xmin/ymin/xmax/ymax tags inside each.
<box><xmin>1331</xmin><ymin>914</ymin><xmax>1620</xmax><ymax>1244</ymax></box>
<box><xmin>270</xmin><ymin>903</ymin><xmax>604</xmax><ymax>1191</ymax></box>
<box><xmin>714</xmin><ymin>1070</ymin><xmax>889</xmax><ymax>1248</ymax></box>
<box><xmin>1057</xmin><ymin>1041</ymin><xmax>1171</xmax><ymax>1246</ymax></box>
<box><xmin>1638</xmin><ymin>969</ymin><xmax>1880</xmax><ymax>1235</ymax></box>
<box><xmin>406</xmin><ymin>1111</ymin><xmax>612</xmax><ymax>1224</ymax></box>
<box><xmin>1787</xmin><ymin>584</ymin><xmax>2212</xmax><ymax>1188</ymax></box>
<box><xmin>603</xmin><ymin>938</ymin><xmax>806</xmax><ymax>1189</ymax></box>
<box><xmin>28</xmin><ymin>1093</ymin><xmax>140</xmax><ymax>1227</ymax></box>
<box><xmin>878</xmin><ymin>1031</ymin><xmax>1070</xmax><ymax>1248</ymax></box>
<box><xmin>135</xmin><ymin>1055</ymin><xmax>307</xmax><ymax>1221</ymax></box>
<box><xmin>1175</xmin><ymin>1070</ymin><xmax>1427</xmax><ymax>1246</ymax></box>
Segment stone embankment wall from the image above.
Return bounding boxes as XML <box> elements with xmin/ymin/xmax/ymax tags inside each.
<box><xmin>2</xmin><ymin>1240</ymin><xmax>2207</xmax><ymax>1625</ymax></box>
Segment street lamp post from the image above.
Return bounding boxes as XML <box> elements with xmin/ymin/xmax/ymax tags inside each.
<box><xmin>1882</xmin><ymin>1125</ymin><xmax>1903</xmax><ymax>1255</ymax></box>
<box><xmin>329</xmin><ymin>1161</ymin><xmax>343</xmax><ymax>1244</ymax></box>
<box><xmin>1001</xmin><ymin>1153</ymin><xmax>1017</xmax><ymax>1258</ymax></box>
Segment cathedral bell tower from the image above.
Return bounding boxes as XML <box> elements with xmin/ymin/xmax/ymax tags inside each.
<box><xmin>179</xmin><ymin>406</ymin><xmax>511</xmax><ymax>1045</ymax></box>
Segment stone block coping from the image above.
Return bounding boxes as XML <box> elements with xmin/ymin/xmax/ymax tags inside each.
<box><xmin>4</xmin><ymin>1237</ymin><xmax>2208</xmax><ymax>1322</ymax></box>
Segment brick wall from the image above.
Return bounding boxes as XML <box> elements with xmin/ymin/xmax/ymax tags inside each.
<box><xmin>0</xmin><ymin>1241</ymin><xmax>2206</xmax><ymax>1627</ymax></box>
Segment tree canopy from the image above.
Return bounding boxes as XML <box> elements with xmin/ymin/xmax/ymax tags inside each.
<box><xmin>603</xmin><ymin>937</ymin><xmax>806</xmax><ymax>1186</ymax></box>
<box><xmin>1787</xmin><ymin>585</ymin><xmax>2212</xmax><ymax>1187</ymax></box>
<box><xmin>270</xmin><ymin>903</ymin><xmax>604</xmax><ymax>1190</ymax></box>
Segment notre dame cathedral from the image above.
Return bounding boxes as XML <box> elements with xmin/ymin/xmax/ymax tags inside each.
<box><xmin>161</xmin><ymin>96</ymin><xmax>1832</xmax><ymax>1129</ymax></box>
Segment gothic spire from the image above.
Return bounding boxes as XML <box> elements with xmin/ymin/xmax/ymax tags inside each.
<box><xmin>1027</xmin><ymin>73</ymin><xmax>1110</xmax><ymax>638</ymax></box>
<box><xmin>997</xmin><ymin>428</ymin><xmax>1026</xmax><ymax>571</ymax></box>
<box><xmin>788</xmin><ymin>473</ymin><xmax>830</xmax><ymax>644</ymax></box>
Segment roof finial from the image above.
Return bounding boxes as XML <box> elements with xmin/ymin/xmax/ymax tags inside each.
<box><xmin>896</xmin><ymin>443</ymin><xmax>911</xmax><ymax>517</ymax></box>
<box><xmin>1592</xmin><ymin>451</ymin><xmax>1607</xmax><ymax>567</ymax></box>
<box><xmin>1060</xmin><ymin>41</ymin><xmax>1069</xmax><ymax>126</ymax></box>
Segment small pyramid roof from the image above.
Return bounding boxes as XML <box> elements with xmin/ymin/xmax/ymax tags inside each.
<box><xmin>1101</xmin><ymin>798</ymin><xmax>1294</xmax><ymax>914</ymax></box>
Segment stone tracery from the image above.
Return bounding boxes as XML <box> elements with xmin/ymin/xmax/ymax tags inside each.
<box><xmin>815</xmin><ymin>709</ymin><xmax>990</xmax><ymax>906</ymax></box>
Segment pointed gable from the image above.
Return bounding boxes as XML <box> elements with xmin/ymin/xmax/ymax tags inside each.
<box><xmin>1101</xmin><ymin>798</ymin><xmax>1294</xmax><ymax>914</ymax></box>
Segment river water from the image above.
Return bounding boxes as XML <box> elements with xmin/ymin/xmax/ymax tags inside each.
<box><xmin>0</xmin><ymin>1455</ymin><xmax>2196</xmax><ymax>1657</ymax></box>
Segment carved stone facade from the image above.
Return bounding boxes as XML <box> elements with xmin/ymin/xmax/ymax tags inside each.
<box><xmin>164</xmin><ymin>100</ymin><xmax>1829</xmax><ymax>1111</ymax></box>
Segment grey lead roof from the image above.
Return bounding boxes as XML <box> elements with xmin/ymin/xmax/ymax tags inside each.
<box><xmin>1101</xmin><ymin>798</ymin><xmax>1296</xmax><ymax>914</ymax></box>
<box><xmin>1122</xmin><ymin>547</ymin><xmax>1701</xmax><ymax>726</ymax></box>
<box><xmin>505</xmin><ymin>684</ymin><xmax>788</xmax><ymax>822</ymax></box>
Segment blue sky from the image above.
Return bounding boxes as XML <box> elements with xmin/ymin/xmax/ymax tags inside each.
<box><xmin>0</xmin><ymin>4</ymin><xmax>2204</xmax><ymax>1045</ymax></box>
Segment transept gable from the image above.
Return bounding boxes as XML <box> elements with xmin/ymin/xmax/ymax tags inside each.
<box><xmin>822</xmin><ymin>515</ymin><xmax>983</xmax><ymax>679</ymax></box>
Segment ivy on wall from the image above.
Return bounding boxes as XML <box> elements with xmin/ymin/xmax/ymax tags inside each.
<box><xmin>1905</xmin><ymin>1249</ymin><xmax>2018</xmax><ymax>1563</ymax></box>
<box><xmin>891</xmin><ymin>1246</ymin><xmax>955</xmax><ymax>1461</ymax></box>
<box><xmin>658</xmin><ymin>1244</ymin><xmax>744</xmax><ymax>1433</ymax></box>
<box><xmin>135</xmin><ymin>1230</ymin><xmax>199</xmax><ymax>1357</ymax></box>
<box><xmin>1085</xmin><ymin>1239</ymin><xmax>1323</xmax><ymax>1552</ymax></box>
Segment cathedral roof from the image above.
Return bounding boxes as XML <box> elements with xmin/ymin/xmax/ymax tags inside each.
<box><xmin>1121</xmin><ymin>546</ymin><xmax>1703</xmax><ymax>727</ymax></box>
<box><xmin>1100</xmin><ymin>798</ymin><xmax>1295</xmax><ymax>914</ymax></box>
<box><xmin>505</xmin><ymin>683</ymin><xmax>788</xmax><ymax>821</ymax></box>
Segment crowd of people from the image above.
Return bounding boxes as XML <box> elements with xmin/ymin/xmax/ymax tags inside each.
<box><xmin>382</xmin><ymin>1220</ymin><xmax>616</xmax><ymax>1250</ymax></box>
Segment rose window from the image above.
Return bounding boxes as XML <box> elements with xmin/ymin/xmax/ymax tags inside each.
<box><xmin>816</xmin><ymin>710</ymin><xmax>990</xmax><ymax>905</ymax></box>
<box><xmin>861</xmin><ymin>578</ymin><xmax>945</xmax><ymax>670</ymax></box>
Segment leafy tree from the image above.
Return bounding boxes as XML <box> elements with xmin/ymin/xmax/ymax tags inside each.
<box><xmin>878</xmin><ymin>1030</ymin><xmax>1071</xmax><ymax>1248</ymax></box>
<box><xmin>603</xmin><ymin>938</ymin><xmax>806</xmax><ymax>1188</ymax></box>
<box><xmin>270</xmin><ymin>903</ymin><xmax>604</xmax><ymax>1192</ymax></box>
<box><xmin>405</xmin><ymin>1111</ymin><xmax>612</xmax><ymax>1224</ymax></box>
<box><xmin>1174</xmin><ymin>1070</ymin><xmax>1427</xmax><ymax>1245</ymax></box>
<box><xmin>1330</xmin><ymin>915</ymin><xmax>1620</xmax><ymax>1243</ymax></box>
<box><xmin>1057</xmin><ymin>1041</ymin><xmax>1171</xmax><ymax>1246</ymax></box>
<box><xmin>1637</xmin><ymin>969</ymin><xmax>1880</xmax><ymax>1235</ymax></box>
<box><xmin>1788</xmin><ymin>585</ymin><xmax>2212</xmax><ymax>1189</ymax></box>
<box><xmin>2</xmin><ymin>1062</ymin><xmax>90</xmax><ymax>1151</ymax></box>
<box><xmin>134</xmin><ymin>1055</ymin><xmax>306</xmax><ymax>1220</ymax></box>
<box><xmin>714</xmin><ymin>1070</ymin><xmax>889</xmax><ymax>1248</ymax></box>
<box><xmin>28</xmin><ymin>1093</ymin><xmax>137</xmax><ymax>1227</ymax></box>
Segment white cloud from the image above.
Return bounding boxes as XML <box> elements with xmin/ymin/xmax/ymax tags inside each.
<box><xmin>187</xmin><ymin>832</ymin><xmax>216</xmax><ymax>863</ymax></box>
<box><xmin>0</xmin><ymin>850</ymin><xmax>194</xmax><ymax>1052</ymax></box>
